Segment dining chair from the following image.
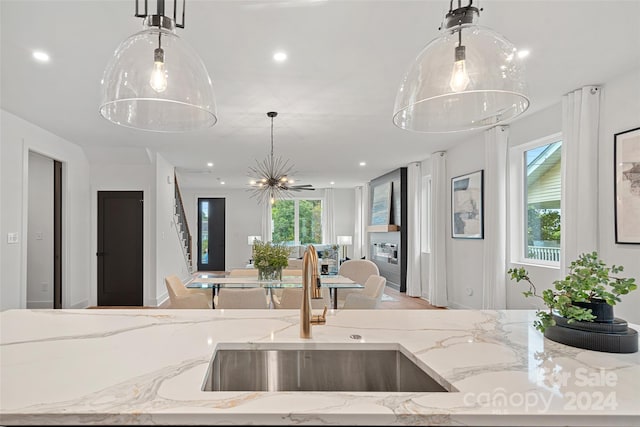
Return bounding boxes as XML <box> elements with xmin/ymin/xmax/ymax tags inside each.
<box><xmin>272</xmin><ymin>287</ymin><xmax>331</xmax><ymax>310</ymax></box>
<box><xmin>337</xmin><ymin>259</ymin><xmax>380</xmax><ymax>304</ymax></box>
<box><xmin>216</xmin><ymin>288</ymin><xmax>270</xmax><ymax>309</ymax></box>
<box><xmin>165</xmin><ymin>275</ymin><xmax>211</xmax><ymax>309</ymax></box>
<box><xmin>342</xmin><ymin>275</ymin><xmax>387</xmax><ymax>309</ymax></box>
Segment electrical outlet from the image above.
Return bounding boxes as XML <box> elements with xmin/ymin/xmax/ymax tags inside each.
<box><xmin>35</xmin><ymin>232</ymin><xmax>44</xmax><ymax>240</ymax></box>
<box><xmin>7</xmin><ymin>233</ymin><xmax>18</xmax><ymax>244</ymax></box>
<box><xmin>466</xmin><ymin>287</ymin><xmax>473</xmax><ymax>296</ymax></box>
<box><xmin>41</xmin><ymin>282</ymin><xmax>48</xmax><ymax>292</ymax></box>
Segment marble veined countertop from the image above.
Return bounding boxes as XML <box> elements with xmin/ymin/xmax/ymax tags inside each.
<box><xmin>1</xmin><ymin>309</ymin><xmax>639</xmax><ymax>425</ymax></box>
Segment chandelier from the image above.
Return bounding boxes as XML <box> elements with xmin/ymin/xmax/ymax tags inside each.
<box><xmin>248</xmin><ymin>112</ymin><xmax>314</xmax><ymax>205</ymax></box>
<box><xmin>99</xmin><ymin>0</ymin><xmax>217</xmax><ymax>132</ymax></box>
<box><xmin>393</xmin><ymin>0</ymin><xmax>529</xmax><ymax>133</ymax></box>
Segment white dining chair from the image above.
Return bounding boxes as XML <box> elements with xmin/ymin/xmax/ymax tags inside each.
<box><xmin>165</xmin><ymin>275</ymin><xmax>211</xmax><ymax>309</ymax></box>
<box><xmin>337</xmin><ymin>259</ymin><xmax>380</xmax><ymax>305</ymax></box>
<box><xmin>272</xmin><ymin>287</ymin><xmax>331</xmax><ymax>310</ymax></box>
<box><xmin>216</xmin><ymin>288</ymin><xmax>270</xmax><ymax>309</ymax></box>
<box><xmin>342</xmin><ymin>275</ymin><xmax>386</xmax><ymax>309</ymax></box>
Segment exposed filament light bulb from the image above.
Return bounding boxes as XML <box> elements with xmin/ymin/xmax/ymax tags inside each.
<box><xmin>150</xmin><ymin>47</ymin><xmax>168</xmax><ymax>93</ymax></box>
<box><xmin>450</xmin><ymin>45</ymin><xmax>470</xmax><ymax>92</ymax></box>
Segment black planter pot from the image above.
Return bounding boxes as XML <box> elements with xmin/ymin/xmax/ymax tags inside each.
<box><xmin>543</xmin><ymin>301</ymin><xmax>638</xmax><ymax>353</ymax></box>
<box><xmin>572</xmin><ymin>299</ymin><xmax>614</xmax><ymax>323</ymax></box>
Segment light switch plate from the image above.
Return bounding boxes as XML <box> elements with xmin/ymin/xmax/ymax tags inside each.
<box><xmin>7</xmin><ymin>233</ymin><xmax>18</xmax><ymax>244</ymax></box>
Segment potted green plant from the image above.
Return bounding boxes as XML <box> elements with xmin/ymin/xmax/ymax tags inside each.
<box><xmin>508</xmin><ymin>252</ymin><xmax>638</xmax><ymax>353</ymax></box>
<box><xmin>252</xmin><ymin>240</ymin><xmax>290</xmax><ymax>281</ymax></box>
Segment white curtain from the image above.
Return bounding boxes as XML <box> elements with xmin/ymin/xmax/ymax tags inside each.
<box><xmin>428</xmin><ymin>152</ymin><xmax>448</xmax><ymax>307</ymax></box>
<box><xmin>353</xmin><ymin>183</ymin><xmax>370</xmax><ymax>259</ymax></box>
<box><xmin>482</xmin><ymin>126</ymin><xmax>509</xmax><ymax>309</ymax></box>
<box><xmin>261</xmin><ymin>201</ymin><xmax>272</xmax><ymax>243</ymax></box>
<box><xmin>561</xmin><ymin>86</ymin><xmax>601</xmax><ymax>273</ymax></box>
<box><xmin>353</xmin><ymin>186</ymin><xmax>364</xmax><ymax>259</ymax></box>
<box><xmin>322</xmin><ymin>188</ymin><xmax>336</xmax><ymax>244</ymax></box>
<box><xmin>406</xmin><ymin>162</ymin><xmax>422</xmax><ymax>297</ymax></box>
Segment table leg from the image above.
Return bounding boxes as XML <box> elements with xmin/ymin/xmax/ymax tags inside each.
<box><xmin>333</xmin><ymin>289</ymin><xmax>338</xmax><ymax>309</ymax></box>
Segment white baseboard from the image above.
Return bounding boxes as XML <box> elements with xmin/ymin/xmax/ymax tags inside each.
<box><xmin>448</xmin><ymin>301</ymin><xmax>473</xmax><ymax>310</ymax></box>
<box><xmin>70</xmin><ymin>299</ymin><xmax>89</xmax><ymax>309</ymax></box>
<box><xmin>27</xmin><ymin>300</ymin><xmax>53</xmax><ymax>309</ymax></box>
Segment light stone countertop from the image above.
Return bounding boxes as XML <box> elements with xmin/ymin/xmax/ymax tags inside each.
<box><xmin>1</xmin><ymin>309</ymin><xmax>639</xmax><ymax>425</ymax></box>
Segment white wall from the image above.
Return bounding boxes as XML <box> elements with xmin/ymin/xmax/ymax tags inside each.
<box><xmin>333</xmin><ymin>189</ymin><xmax>356</xmax><ymax>259</ymax></box>
<box><xmin>597</xmin><ymin>69</ymin><xmax>640</xmax><ymax>323</ymax></box>
<box><xmin>445</xmin><ymin>134</ymin><xmax>486</xmax><ymax>309</ymax></box>
<box><xmin>1</xmin><ymin>109</ymin><xmax>91</xmax><ymax>309</ymax></box>
<box><xmin>90</xmin><ymin>163</ymin><xmax>155</xmax><ymax>306</ymax></box>
<box><xmin>26</xmin><ymin>151</ymin><xmax>54</xmax><ymax>308</ymax></box>
<box><xmin>441</xmin><ymin>67</ymin><xmax>640</xmax><ymax>324</ymax></box>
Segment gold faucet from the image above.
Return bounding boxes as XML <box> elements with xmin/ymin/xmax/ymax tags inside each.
<box><xmin>300</xmin><ymin>245</ymin><xmax>327</xmax><ymax>339</ymax></box>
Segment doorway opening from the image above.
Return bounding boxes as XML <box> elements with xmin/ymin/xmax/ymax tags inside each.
<box><xmin>97</xmin><ymin>191</ymin><xmax>144</xmax><ymax>306</ymax></box>
<box><xmin>197</xmin><ymin>198</ymin><xmax>225</xmax><ymax>271</ymax></box>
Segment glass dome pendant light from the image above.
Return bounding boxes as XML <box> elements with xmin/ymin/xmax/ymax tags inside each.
<box><xmin>393</xmin><ymin>0</ymin><xmax>530</xmax><ymax>133</ymax></box>
<box><xmin>99</xmin><ymin>0</ymin><xmax>217</xmax><ymax>132</ymax></box>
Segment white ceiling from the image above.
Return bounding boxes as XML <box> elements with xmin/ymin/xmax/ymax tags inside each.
<box><xmin>2</xmin><ymin>1</ymin><xmax>639</xmax><ymax>189</ymax></box>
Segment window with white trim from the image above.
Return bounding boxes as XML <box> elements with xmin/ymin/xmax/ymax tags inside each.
<box><xmin>271</xmin><ymin>199</ymin><xmax>322</xmax><ymax>245</ymax></box>
<box><xmin>511</xmin><ymin>133</ymin><xmax>562</xmax><ymax>265</ymax></box>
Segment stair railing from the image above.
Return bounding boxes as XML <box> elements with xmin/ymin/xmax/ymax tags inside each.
<box><xmin>174</xmin><ymin>172</ymin><xmax>193</xmax><ymax>273</ymax></box>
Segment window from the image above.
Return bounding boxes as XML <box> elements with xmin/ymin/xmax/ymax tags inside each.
<box><xmin>511</xmin><ymin>133</ymin><xmax>562</xmax><ymax>265</ymax></box>
<box><xmin>271</xmin><ymin>199</ymin><xmax>322</xmax><ymax>245</ymax></box>
<box><xmin>512</xmin><ymin>134</ymin><xmax>562</xmax><ymax>264</ymax></box>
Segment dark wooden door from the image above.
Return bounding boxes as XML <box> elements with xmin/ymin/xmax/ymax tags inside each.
<box><xmin>197</xmin><ymin>198</ymin><xmax>225</xmax><ymax>271</ymax></box>
<box><xmin>97</xmin><ymin>191</ymin><xmax>143</xmax><ymax>306</ymax></box>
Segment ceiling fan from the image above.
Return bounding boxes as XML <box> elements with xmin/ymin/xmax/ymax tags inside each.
<box><xmin>248</xmin><ymin>111</ymin><xmax>315</xmax><ymax>205</ymax></box>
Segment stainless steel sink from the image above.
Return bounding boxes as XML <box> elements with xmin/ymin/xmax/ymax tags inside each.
<box><xmin>203</xmin><ymin>344</ymin><xmax>451</xmax><ymax>392</ymax></box>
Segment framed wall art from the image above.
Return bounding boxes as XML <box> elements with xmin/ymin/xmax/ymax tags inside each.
<box><xmin>451</xmin><ymin>170</ymin><xmax>484</xmax><ymax>239</ymax></box>
<box><xmin>615</xmin><ymin>127</ymin><xmax>640</xmax><ymax>244</ymax></box>
<box><xmin>371</xmin><ymin>181</ymin><xmax>392</xmax><ymax>225</ymax></box>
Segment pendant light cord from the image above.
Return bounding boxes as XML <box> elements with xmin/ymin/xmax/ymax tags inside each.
<box><xmin>270</xmin><ymin>115</ymin><xmax>274</xmax><ymax>161</ymax></box>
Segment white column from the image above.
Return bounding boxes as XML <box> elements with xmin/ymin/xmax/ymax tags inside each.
<box><xmin>428</xmin><ymin>152</ymin><xmax>448</xmax><ymax>307</ymax></box>
<box><xmin>406</xmin><ymin>162</ymin><xmax>422</xmax><ymax>297</ymax></box>
<box><xmin>482</xmin><ymin>126</ymin><xmax>508</xmax><ymax>309</ymax></box>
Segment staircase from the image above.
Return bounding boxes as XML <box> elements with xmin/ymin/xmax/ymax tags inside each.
<box><xmin>174</xmin><ymin>173</ymin><xmax>193</xmax><ymax>273</ymax></box>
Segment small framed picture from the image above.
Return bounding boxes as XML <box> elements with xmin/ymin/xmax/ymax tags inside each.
<box><xmin>614</xmin><ymin>127</ymin><xmax>640</xmax><ymax>244</ymax></box>
<box><xmin>451</xmin><ymin>170</ymin><xmax>484</xmax><ymax>239</ymax></box>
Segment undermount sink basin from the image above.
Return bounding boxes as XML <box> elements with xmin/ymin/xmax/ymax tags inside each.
<box><xmin>203</xmin><ymin>343</ymin><xmax>452</xmax><ymax>392</ymax></box>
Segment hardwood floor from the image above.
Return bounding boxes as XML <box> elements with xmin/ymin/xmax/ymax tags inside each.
<box><xmin>380</xmin><ymin>286</ymin><xmax>443</xmax><ymax>310</ymax></box>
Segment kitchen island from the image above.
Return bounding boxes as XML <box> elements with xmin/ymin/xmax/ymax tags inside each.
<box><xmin>1</xmin><ymin>309</ymin><xmax>639</xmax><ymax>425</ymax></box>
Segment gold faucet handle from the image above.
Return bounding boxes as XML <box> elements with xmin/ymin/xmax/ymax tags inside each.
<box><xmin>311</xmin><ymin>306</ymin><xmax>328</xmax><ymax>325</ymax></box>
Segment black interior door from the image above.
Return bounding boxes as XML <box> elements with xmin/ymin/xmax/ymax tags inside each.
<box><xmin>197</xmin><ymin>198</ymin><xmax>225</xmax><ymax>271</ymax></box>
<box><xmin>97</xmin><ymin>191</ymin><xmax>143</xmax><ymax>306</ymax></box>
<box><xmin>53</xmin><ymin>160</ymin><xmax>62</xmax><ymax>309</ymax></box>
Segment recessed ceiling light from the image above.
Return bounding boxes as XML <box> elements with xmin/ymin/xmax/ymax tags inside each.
<box><xmin>220</xmin><ymin>181</ymin><xmax>225</xmax><ymax>185</ymax></box>
<box><xmin>517</xmin><ymin>49</ymin><xmax>530</xmax><ymax>59</ymax></box>
<box><xmin>207</xmin><ymin>162</ymin><xmax>213</xmax><ymax>167</ymax></box>
<box><xmin>32</xmin><ymin>50</ymin><xmax>50</xmax><ymax>63</ymax></box>
<box><xmin>359</xmin><ymin>161</ymin><xmax>366</xmax><ymax>166</ymax></box>
<box><xmin>330</xmin><ymin>181</ymin><xmax>335</xmax><ymax>185</ymax></box>
<box><xmin>273</xmin><ymin>51</ymin><xmax>287</xmax><ymax>62</ymax></box>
